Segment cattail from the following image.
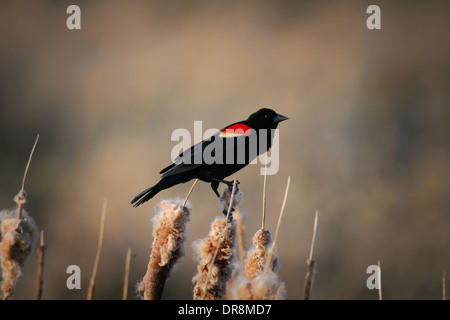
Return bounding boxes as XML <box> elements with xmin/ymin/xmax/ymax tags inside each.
<box><xmin>244</xmin><ymin>229</ymin><xmax>277</xmax><ymax>280</ymax></box>
<box><xmin>193</xmin><ymin>181</ymin><xmax>241</xmax><ymax>300</ymax></box>
<box><xmin>0</xmin><ymin>134</ymin><xmax>40</xmax><ymax>299</ymax></box>
<box><xmin>138</xmin><ymin>199</ymin><xmax>192</xmax><ymax>300</ymax></box>
<box><xmin>228</xmin><ymin>229</ymin><xmax>284</xmax><ymax>300</ymax></box>
<box><xmin>229</xmin><ymin>177</ymin><xmax>290</xmax><ymax>300</ymax></box>
<box><xmin>230</xmin><ymin>245</ymin><xmax>286</xmax><ymax>300</ymax></box>
<box><xmin>192</xmin><ymin>216</ymin><xmax>237</xmax><ymax>300</ymax></box>
<box><xmin>0</xmin><ymin>207</ymin><xmax>39</xmax><ymax>299</ymax></box>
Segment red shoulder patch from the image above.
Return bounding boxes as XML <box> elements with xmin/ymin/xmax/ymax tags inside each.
<box><xmin>220</xmin><ymin>123</ymin><xmax>252</xmax><ymax>137</ymax></box>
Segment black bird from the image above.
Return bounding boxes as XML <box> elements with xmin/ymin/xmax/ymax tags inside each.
<box><xmin>131</xmin><ymin>108</ymin><xmax>288</xmax><ymax>207</ymax></box>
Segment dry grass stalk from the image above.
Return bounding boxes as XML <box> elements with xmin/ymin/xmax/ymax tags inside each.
<box><xmin>182</xmin><ymin>178</ymin><xmax>198</xmax><ymax>207</ymax></box>
<box><xmin>36</xmin><ymin>230</ymin><xmax>46</xmax><ymax>300</ymax></box>
<box><xmin>139</xmin><ymin>199</ymin><xmax>192</xmax><ymax>300</ymax></box>
<box><xmin>304</xmin><ymin>211</ymin><xmax>318</xmax><ymax>300</ymax></box>
<box><xmin>0</xmin><ymin>209</ymin><xmax>39</xmax><ymax>299</ymax></box>
<box><xmin>87</xmin><ymin>198</ymin><xmax>107</xmax><ymax>300</ymax></box>
<box><xmin>443</xmin><ymin>270</ymin><xmax>446</xmax><ymax>300</ymax></box>
<box><xmin>264</xmin><ymin>176</ymin><xmax>290</xmax><ymax>276</ymax></box>
<box><xmin>193</xmin><ymin>180</ymin><xmax>240</xmax><ymax>300</ymax></box>
<box><xmin>16</xmin><ymin>134</ymin><xmax>39</xmax><ymax>220</ymax></box>
<box><xmin>262</xmin><ymin>154</ymin><xmax>267</xmax><ymax>230</ymax></box>
<box><xmin>377</xmin><ymin>259</ymin><xmax>382</xmax><ymax>300</ymax></box>
<box><xmin>122</xmin><ymin>248</ymin><xmax>132</xmax><ymax>300</ymax></box>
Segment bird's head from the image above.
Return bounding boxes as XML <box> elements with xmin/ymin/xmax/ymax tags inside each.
<box><xmin>247</xmin><ymin>108</ymin><xmax>289</xmax><ymax>130</ymax></box>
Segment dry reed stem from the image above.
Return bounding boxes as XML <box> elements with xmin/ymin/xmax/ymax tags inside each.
<box><xmin>378</xmin><ymin>259</ymin><xmax>382</xmax><ymax>300</ymax></box>
<box><xmin>36</xmin><ymin>230</ymin><xmax>46</xmax><ymax>300</ymax></box>
<box><xmin>304</xmin><ymin>211</ymin><xmax>318</xmax><ymax>300</ymax></box>
<box><xmin>182</xmin><ymin>179</ymin><xmax>198</xmax><ymax>207</ymax></box>
<box><xmin>262</xmin><ymin>154</ymin><xmax>267</xmax><ymax>230</ymax></box>
<box><xmin>0</xmin><ymin>209</ymin><xmax>39</xmax><ymax>299</ymax></box>
<box><xmin>443</xmin><ymin>270</ymin><xmax>446</xmax><ymax>300</ymax></box>
<box><xmin>16</xmin><ymin>134</ymin><xmax>39</xmax><ymax>220</ymax></box>
<box><xmin>263</xmin><ymin>176</ymin><xmax>290</xmax><ymax>276</ymax></box>
<box><xmin>139</xmin><ymin>199</ymin><xmax>192</xmax><ymax>300</ymax></box>
<box><xmin>122</xmin><ymin>248</ymin><xmax>132</xmax><ymax>300</ymax></box>
<box><xmin>87</xmin><ymin>198</ymin><xmax>107</xmax><ymax>300</ymax></box>
<box><xmin>193</xmin><ymin>180</ymin><xmax>240</xmax><ymax>300</ymax></box>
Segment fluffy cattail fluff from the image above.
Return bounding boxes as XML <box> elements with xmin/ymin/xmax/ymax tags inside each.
<box><xmin>192</xmin><ymin>217</ymin><xmax>237</xmax><ymax>300</ymax></box>
<box><xmin>0</xmin><ymin>208</ymin><xmax>39</xmax><ymax>299</ymax></box>
<box><xmin>228</xmin><ymin>228</ymin><xmax>285</xmax><ymax>300</ymax></box>
<box><xmin>138</xmin><ymin>199</ymin><xmax>191</xmax><ymax>300</ymax></box>
<box><xmin>229</xmin><ymin>264</ymin><xmax>286</xmax><ymax>300</ymax></box>
<box><xmin>244</xmin><ymin>229</ymin><xmax>278</xmax><ymax>280</ymax></box>
<box><xmin>244</xmin><ymin>269</ymin><xmax>286</xmax><ymax>300</ymax></box>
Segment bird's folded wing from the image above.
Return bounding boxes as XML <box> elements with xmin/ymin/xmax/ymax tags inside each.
<box><xmin>160</xmin><ymin>132</ymin><xmax>218</xmax><ymax>178</ymax></box>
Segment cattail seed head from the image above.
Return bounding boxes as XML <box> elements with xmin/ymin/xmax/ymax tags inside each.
<box><xmin>0</xmin><ymin>209</ymin><xmax>39</xmax><ymax>299</ymax></box>
<box><xmin>138</xmin><ymin>198</ymin><xmax>192</xmax><ymax>300</ymax></box>
<box><xmin>244</xmin><ymin>229</ymin><xmax>279</xmax><ymax>280</ymax></box>
<box><xmin>192</xmin><ymin>217</ymin><xmax>237</xmax><ymax>300</ymax></box>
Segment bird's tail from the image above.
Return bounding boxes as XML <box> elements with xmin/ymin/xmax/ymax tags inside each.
<box><xmin>131</xmin><ymin>185</ymin><xmax>159</xmax><ymax>207</ymax></box>
<box><xmin>130</xmin><ymin>175</ymin><xmax>180</xmax><ymax>207</ymax></box>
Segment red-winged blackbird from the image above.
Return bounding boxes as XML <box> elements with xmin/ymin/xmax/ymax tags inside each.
<box><xmin>131</xmin><ymin>108</ymin><xmax>288</xmax><ymax>207</ymax></box>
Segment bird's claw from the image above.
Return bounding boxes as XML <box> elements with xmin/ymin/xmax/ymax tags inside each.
<box><xmin>226</xmin><ymin>179</ymin><xmax>240</xmax><ymax>189</ymax></box>
<box><xmin>222</xmin><ymin>207</ymin><xmax>235</xmax><ymax>222</ymax></box>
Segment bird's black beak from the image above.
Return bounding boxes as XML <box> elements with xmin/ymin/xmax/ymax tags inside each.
<box><xmin>274</xmin><ymin>113</ymin><xmax>289</xmax><ymax>123</ymax></box>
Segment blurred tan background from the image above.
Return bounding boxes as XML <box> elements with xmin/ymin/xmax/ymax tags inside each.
<box><xmin>0</xmin><ymin>1</ymin><xmax>449</xmax><ymax>299</ymax></box>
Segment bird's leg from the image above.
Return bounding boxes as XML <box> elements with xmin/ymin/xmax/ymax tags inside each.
<box><xmin>210</xmin><ymin>178</ymin><xmax>240</xmax><ymax>189</ymax></box>
<box><xmin>226</xmin><ymin>179</ymin><xmax>240</xmax><ymax>189</ymax></box>
<box><xmin>211</xmin><ymin>179</ymin><xmax>241</xmax><ymax>221</ymax></box>
<box><xmin>210</xmin><ymin>180</ymin><xmax>220</xmax><ymax>198</ymax></box>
